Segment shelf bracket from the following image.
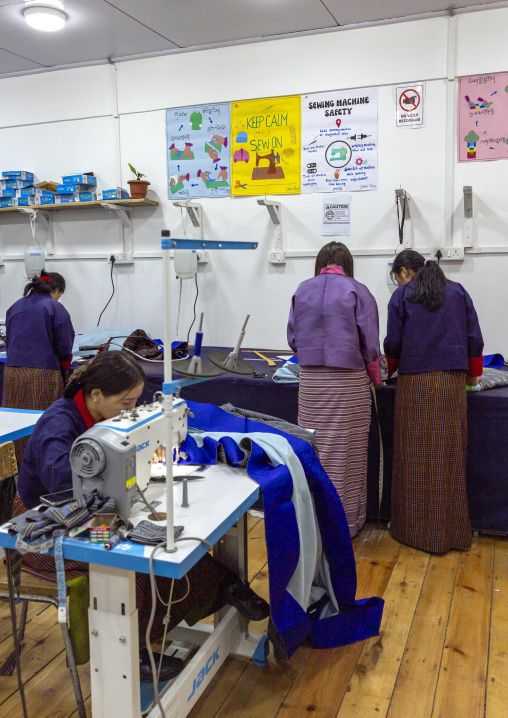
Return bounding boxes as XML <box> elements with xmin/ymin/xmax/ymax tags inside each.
<box><xmin>395</xmin><ymin>189</ymin><xmax>412</xmax><ymax>248</ymax></box>
<box><xmin>257</xmin><ymin>199</ymin><xmax>284</xmax><ymax>265</ymax></box>
<box><xmin>101</xmin><ymin>202</ymin><xmax>133</xmax><ymax>263</ymax></box>
<box><xmin>18</xmin><ymin>207</ymin><xmax>54</xmax><ymax>255</ymax></box>
<box><xmin>172</xmin><ymin>201</ymin><xmax>203</xmax><ymax>240</ymax></box>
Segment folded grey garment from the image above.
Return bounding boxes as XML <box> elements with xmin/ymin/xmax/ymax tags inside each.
<box><xmin>127</xmin><ymin>520</ymin><xmax>184</xmax><ymax>545</ymax></box>
<box><xmin>468</xmin><ymin>367</ymin><xmax>508</xmax><ymax>392</ymax></box>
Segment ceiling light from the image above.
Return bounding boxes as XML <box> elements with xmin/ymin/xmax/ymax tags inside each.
<box><xmin>23</xmin><ymin>6</ymin><xmax>67</xmax><ymax>32</ymax></box>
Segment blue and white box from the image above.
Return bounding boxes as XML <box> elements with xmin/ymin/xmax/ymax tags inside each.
<box><xmin>56</xmin><ymin>183</ymin><xmax>92</xmax><ymax>194</ymax></box>
<box><xmin>17</xmin><ymin>187</ymin><xmax>54</xmax><ymax>199</ymax></box>
<box><xmin>101</xmin><ymin>187</ymin><xmax>130</xmax><ymax>200</ymax></box>
<box><xmin>62</xmin><ymin>174</ymin><xmax>97</xmax><ymax>186</ymax></box>
<box><xmin>14</xmin><ymin>197</ymin><xmax>36</xmax><ymax>207</ymax></box>
<box><xmin>0</xmin><ymin>198</ymin><xmax>14</xmax><ymax>207</ymax></box>
<box><xmin>0</xmin><ymin>179</ymin><xmax>32</xmax><ymax>190</ymax></box>
<box><xmin>2</xmin><ymin>171</ymin><xmax>34</xmax><ymax>182</ymax></box>
<box><xmin>78</xmin><ymin>192</ymin><xmax>98</xmax><ymax>202</ymax></box>
<box><xmin>40</xmin><ymin>195</ymin><xmax>56</xmax><ymax>205</ymax></box>
<box><xmin>1</xmin><ymin>190</ymin><xmax>16</xmax><ymax>198</ymax></box>
<box><xmin>55</xmin><ymin>194</ymin><xmax>78</xmax><ymax>204</ymax></box>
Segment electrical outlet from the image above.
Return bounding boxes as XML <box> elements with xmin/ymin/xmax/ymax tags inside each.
<box><xmin>112</xmin><ymin>254</ymin><xmax>134</xmax><ymax>265</ymax></box>
<box><xmin>431</xmin><ymin>247</ymin><xmax>464</xmax><ymax>261</ymax></box>
<box><xmin>196</xmin><ymin>250</ymin><xmax>209</xmax><ymax>264</ymax></box>
<box><xmin>269</xmin><ymin>251</ymin><xmax>286</xmax><ymax>265</ymax></box>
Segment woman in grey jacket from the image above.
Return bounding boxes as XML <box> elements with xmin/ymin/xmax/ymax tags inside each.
<box><xmin>287</xmin><ymin>242</ymin><xmax>381</xmax><ymax>536</ymax></box>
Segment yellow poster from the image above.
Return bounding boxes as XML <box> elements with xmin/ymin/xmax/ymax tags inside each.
<box><xmin>231</xmin><ymin>95</ymin><xmax>301</xmax><ymax>196</ymax></box>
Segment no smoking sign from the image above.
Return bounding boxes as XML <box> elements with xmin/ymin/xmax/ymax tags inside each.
<box><xmin>395</xmin><ymin>83</ymin><xmax>425</xmax><ymax>127</ymax></box>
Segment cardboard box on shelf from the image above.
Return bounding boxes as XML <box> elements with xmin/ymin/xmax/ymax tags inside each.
<box><xmin>13</xmin><ymin>197</ymin><xmax>36</xmax><ymax>206</ymax></box>
<box><xmin>0</xmin><ymin>198</ymin><xmax>14</xmax><ymax>207</ymax></box>
<box><xmin>101</xmin><ymin>187</ymin><xmax>130</xmax><ymax>200</ymax></box>
<box><xmin>2</xmin><ymin>171</ymin><xmax>34</xmax><ymax>181</ymax></box>
<box><xmin>55</xmin><ymin>194</ymin><xmax>78</xmax><ymax>204</ymax></box>
<box><xmin>0</xmin><ymin>179</ymin><xmax>32</xmax><ymax>190</ymax></box>
<box><xmin>1</xmin><ymin>190</ymin><xmax>16</xmax><ymax>198</ymax></box>
<box><xmin>78</xmin><ymin>192</ymin><xmax>98</xmax><ymax>202</ymax></box>
<box><xmin>62</xmin><ymin>174</ymin><xmax>97</xmax><ymax>186</ymax></box>
<box><xmin>36</xmin><ymin>181</ymin><xmax>58</xmax><ymax>193</ymax></box>
<box><xmin>56</xmin><ymin>183</ymin><xmax>93</xmax><ymax>194</ymax></box>
<box><xmin>17</xmin><ymin>187</ymin><xmax>55</xmax><ymax>199</ymax></box>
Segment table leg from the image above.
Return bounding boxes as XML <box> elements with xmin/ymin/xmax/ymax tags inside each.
<box><xmin>89</xmin><ymin>564</ymin><xmax>141</xmax><ymax>718</ymax></box>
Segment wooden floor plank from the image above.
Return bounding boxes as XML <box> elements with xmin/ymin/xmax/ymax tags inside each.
<box><xmin>276</xmin><ymin>529</ymin><xmax>401</xmax><ymax>718</ymax></box>
<box><xmin>486</xmin><ymin>539</ymin><xmax>508</xmax><ymax>718</ymax></box>
<box><xmin>387</xmin><ymin>551</ymin><xmax>460</xmax><ymax>718</ymax></box>
<box><xmin>432</xmin><ymin>538</ymin><xmax>494</xmax><ymax>718</ymax></box>
<box><xmin>336</xmin><ymin>544</ymin><xmax>430</xmax><ymax>718</ymax></box>
<box><xmin>188</xmin><ymin>656</ymin><xmax>250</xmax><ymax>718</ymax></box>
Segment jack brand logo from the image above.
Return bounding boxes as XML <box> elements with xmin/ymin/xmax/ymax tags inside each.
<box><xmin>188</xmin><ymin>648</ymin><xmax>220</xmax><ymax>701</ymax></box>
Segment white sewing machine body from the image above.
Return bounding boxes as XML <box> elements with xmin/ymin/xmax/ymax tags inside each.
<box><xmin>70</xmin><ymin>397</ymin><xmax>188</xmax><ymax>518</ymax></box>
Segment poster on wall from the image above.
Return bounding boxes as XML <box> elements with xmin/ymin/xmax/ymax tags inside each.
<box><xmin>230</xmin><ymin>95</ymin><xmax>301</xmax><ymax>196</ymax></box>
<box><xmin>395</xmin><ymin>83</ymin><xmax>425</xmax><ymax>128</ymax></box>
<box><xmin>166</xmin><ymin>103</ymin><xmax>231</xmax><ymax>198</ymax></box>
<box><xmin>301</xmin><ymin>87</ymin><xmax>378</xmax><ymax>193</ymax></box>
<box><xmin>458</xmin><ymin>73</ymin><xmax>508</xmax><ymax>162</ymax></box>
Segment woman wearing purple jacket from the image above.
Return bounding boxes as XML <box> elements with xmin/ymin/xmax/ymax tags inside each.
<box><xmin>287</xmin><ymin>242</ymin><xmax>381</xmax><ymax>536</ymax></box>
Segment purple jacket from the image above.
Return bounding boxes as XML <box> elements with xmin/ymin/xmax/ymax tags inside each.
<box><xmin>287</xmin><ymin>269</ymin><xmax>381</xmax><ymax>381</ymax></box>
<box><xmin>6</xmin><ymin>292</ymin><xmax>74</xmax><ymax>371</ymax></box>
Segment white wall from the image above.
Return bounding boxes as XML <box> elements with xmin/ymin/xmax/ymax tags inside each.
<box><xmin>1</xmin><ymin>10</ymin><xmax>508</xmax><ymax>354</ymax></box>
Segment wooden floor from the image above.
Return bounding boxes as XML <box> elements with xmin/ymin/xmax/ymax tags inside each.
<box><xmin>1</xmin><ymin>517</ymin><xmax>507</xmax><ymax>718</ymax></box>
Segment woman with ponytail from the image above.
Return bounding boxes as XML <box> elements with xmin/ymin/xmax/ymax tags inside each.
<box><xmin>384</xmin><ymin>249</ymin><xmax>484</xmax><ymax>553</ymax></box>
<box><xmin>14</xmin><ymin>350</ymin><xmax>269</xmax><ymax>682</ymax></box>
<box><xmin>287</xmin><ymin>241</ymin><xmax>382</xmax><ymax>537</ymax></box>
<box><xmin>3</xmin><ymin>271</ymin><xmax>74</xmax><ymax>464</ymax></box>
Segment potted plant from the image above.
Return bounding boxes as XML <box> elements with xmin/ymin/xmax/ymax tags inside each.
<box><xmin>127</xmin><ymin>163</ymin><xmax>150</xmax><ymax>199</ymax></box>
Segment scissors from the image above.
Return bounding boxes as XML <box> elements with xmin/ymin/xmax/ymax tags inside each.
<box><xmin>235</xmin><ymin>180</ymin><xmax>247</xmax><ymax>189</ymax></box>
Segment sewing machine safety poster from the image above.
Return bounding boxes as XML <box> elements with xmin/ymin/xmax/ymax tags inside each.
<box><xmin>166</xmin><ymin>103</ymin><xmax>231</xmax><ymax>198</ymax></box>
<box><xmin>301</xmin><ymin>88</ymin><xmax>378</xmax><ymax>193</ymax></box>
<box><xmin>230</xmin><ymin>96</ymin><xmax>301</xmax><ymax>196</ymax></box>
<box><xmin>458</xmin><ymin>73</ymin><xmax>508</xmax><ymax>162</ymax></box>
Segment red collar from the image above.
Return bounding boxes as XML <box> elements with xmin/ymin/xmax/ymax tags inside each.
<box><xmin>74</xmin><ymin>389</ymin><xmax>97</xmax><ymax>429</ymax></box>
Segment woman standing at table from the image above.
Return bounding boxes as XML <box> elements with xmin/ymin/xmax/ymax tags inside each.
<box><xmin>287</xmin><ymin>241</ymin><xmax>381</xmax><ymax>537</ymax></box>
<box><xmin>384</xmin><ymin>250</ymin><xmax>483</xmax><ymax>553</ymax></box>
<box><xmin>3</xmin><ymin>271</ymin><xmax>74</xmax><ymax>464</ymax></box>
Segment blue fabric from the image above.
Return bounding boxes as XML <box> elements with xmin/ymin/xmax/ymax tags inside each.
<box><xmin>384</xmin><ymin>279</ymin><xmax>484</xmax><ymax>374</ymax></box>
<box><xmin>272</xmin><ymin>360</ymin><xmax>300</xmax><ymax>384</ymax></box>
<box><xmin>17</xmin><ymin>396</ymin><xmax>88</xmax><ymax>509</ymax></box>
<box><xmin>6</xmin><ymin>293</ymin><xmax>74</xmax><ymax>370</ymax></box>
<box><xmin>180</xmin><ymin>400</ymin><xmax>384</xmax><ymax>658</ymax></box>
<box><xmin>484</xmin><ymin>353</ymin><xmax>504</xmax><ymax>369</ymax></box>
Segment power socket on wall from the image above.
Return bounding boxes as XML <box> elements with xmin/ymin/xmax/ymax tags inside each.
<box><xmin>112</xmin><ymin>254</ymin><xmax>134</xmax><ymax>265</ymax></box>
<box><xmin>269</xmin><ymin>251</ymin><xmax>286</xmax><ymax>265</ymax></box>
<box><xmin>430</xmin><ymin>247</ymin><xmax>464</xmax><ymax>261</ymax></box>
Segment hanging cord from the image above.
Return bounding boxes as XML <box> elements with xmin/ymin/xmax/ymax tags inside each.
<box><xmin>5</xmin><ymin>550</ymin><xmax>28</xmax><ymax>718</ymax></box>
<box><xmin>396</xmin><ymin>192</ymin><xmax>406</xmax><ymax>245</ymax></box>
<box><xmin>186</xmin><ymin>274</ymin><xmax>199</xmax><ymax>345</ymax></box>
<box><xmin>175</xmin><ymin>279</ymin><xmax>183</xmax><ymax>341</ymax></box>
<box><xmin>96</xmin><ymin>256</ymin><xmax>116</xmax><ymax>326</ymax></box>
<box><xmin>145</xmin><ymin>535</ymin><xmax>213</xmax><ymax>717</ymax></box>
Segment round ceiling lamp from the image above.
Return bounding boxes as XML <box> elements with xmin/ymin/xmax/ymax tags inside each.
<box><xmin>23</xmin><ymin>5</ymin><xmax>67</xmax><ymax>31</ymax></box>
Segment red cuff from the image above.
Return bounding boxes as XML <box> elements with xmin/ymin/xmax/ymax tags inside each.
<box><xmin>60</xmin><ymin>355</ymin><xmax>73</xmax><ymax>371</ymax></box>
<box><xmin>468</xmin><ymin>356</ymin><xmax>483</xmax><ymax>377</ymax></box>
<box><xmin>365</xmin><ymin>356</ymin><xmax>382</xmax><ymax>385</ymax></box>
<box><xmin>386</xmin><ymin>355</ymin><xmax>399</xmax><ymax>378</ymax></box>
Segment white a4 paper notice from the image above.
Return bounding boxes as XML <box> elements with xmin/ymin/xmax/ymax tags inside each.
<box><xmin>322</xmin><ymin>194</ymin><xmax>352</xmax><ymax>236</ymax></box>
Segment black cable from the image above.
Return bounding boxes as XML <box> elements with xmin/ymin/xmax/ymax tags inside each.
<box><xmin>186</xmin><ymin>273</ymin><xmax>199</xmax><ymax>344</ymax></box>
<box><xmin>6</xmin><ymin>549</ymin><xmax>28</xmax><ymax>718</ymax></box>
<box><xmin>97</xmin><ymin>256</ymin><xmax>116</xmax><ymax>327</ymax></box>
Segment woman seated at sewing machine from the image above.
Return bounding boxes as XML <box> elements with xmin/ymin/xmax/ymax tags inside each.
<box><xmin>14</xmin><ymin>350</ymin><xmax>269</xmax><ymax>682</ymax></box>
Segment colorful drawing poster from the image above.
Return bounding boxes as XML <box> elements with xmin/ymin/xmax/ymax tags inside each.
<box><xmin>458</xmin><ymin>73</ymin><xmax>508</xmax><ymax>162</ymax></box>
<box><xmin>230</xmin><ymin>96</ymin><xmax>300</xmax><ymax>196</ymax></box>
<box><xmin>301</xmin><ymin>88</ymin><xmax>378</xmax><ymax>193</ymax></box>
<box><xmin>166</xmin><ymin>103</ymin><xmax>231</xmax><ymax>198</ymax></box>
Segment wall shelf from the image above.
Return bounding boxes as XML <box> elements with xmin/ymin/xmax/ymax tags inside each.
<box><xmin>0</xmin><ymin>198</ymin><xmax>158</xmax><ymax>214</ymax></box>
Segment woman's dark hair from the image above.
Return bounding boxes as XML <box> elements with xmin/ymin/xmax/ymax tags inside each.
<box><xmin>391</xmin><ymin>249</ymin><xmax>446</xmax><ymax>312</ymax></box>
<box><xmin>23</xmin><ymin>270</ymin><xmax>66</xmax><ymax>298</ymax></box>
<box><xmin>64</xmin><ymin>350</ymin><xmax>146</xmax><ymax>399</ymax></box>
<box><xmin>315</xmin><ymin>241</ymin><xmax>354</xmax><ymax>278</ymax></box>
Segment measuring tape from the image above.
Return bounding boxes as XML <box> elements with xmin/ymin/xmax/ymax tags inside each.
<box><xmin>53</xmin><ymin>531</ymin><xmax>68</xmax><ymax>624</ymax></box>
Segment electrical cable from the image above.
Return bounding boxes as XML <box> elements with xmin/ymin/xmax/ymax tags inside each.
<box><xmin>175</xmin><ymin>278</ymin><xmax>183</xmax><ymax>340</ymax></box>
<box><xmin>145</xmin><ymin>535</ymin><xmax>214</xmax><ymax>717</ymax></box>
<box><xmin>96</xmin><ymin>256</ymin><xmax>116</xmax><ymax>326</ymax></box>
<box><xmin>5</xmin><ymin>550</ymin><xmax>28</xmax><ymax>718</ymax></box>
<box><xmin>186</xmin><ymin>274</ymin><xmax>199</xmax><ymax>345</ymax></box>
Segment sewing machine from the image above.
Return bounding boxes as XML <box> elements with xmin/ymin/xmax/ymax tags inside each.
<box><xmin>252</xmin><ymin>149</ymin><xmax>285</xmax><ymax>180</ymax></box>
<box><xmin>70</xmin><ymin>397</ymin><xmax>188</xmax><ymax>518</ymax></box>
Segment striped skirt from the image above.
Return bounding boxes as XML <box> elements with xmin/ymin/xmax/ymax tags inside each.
<box><xmin>298</xmin><ymin>366</ymin><xmax>371</xmax><ymax>537</ymax></box>
<box><xmin>391</xmin><ymin>371</ymin><xmax>471</xmax><ymax>554</ymax></box>
<box><xmin>2</xmin><ymin>366</ymin><xmax>64</xmax><ymax>466</ymax></box>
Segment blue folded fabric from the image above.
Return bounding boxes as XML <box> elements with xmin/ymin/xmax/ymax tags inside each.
<box><xmin>483</xmin><ymin>354</ymin><xmax>505</xmax><ymax>369</ymax></box>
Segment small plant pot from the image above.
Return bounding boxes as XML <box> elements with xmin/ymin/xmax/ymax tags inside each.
<box><xmin>128</xmin><ymin>179</ymin><xmax>150</xmax><ymax>199</ymax></box>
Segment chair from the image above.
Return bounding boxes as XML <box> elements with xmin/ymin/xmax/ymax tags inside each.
<box><xmin>0</xmin><ymin>441</ymin><xmax>86</xmax><ymax>718</ymax></box>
